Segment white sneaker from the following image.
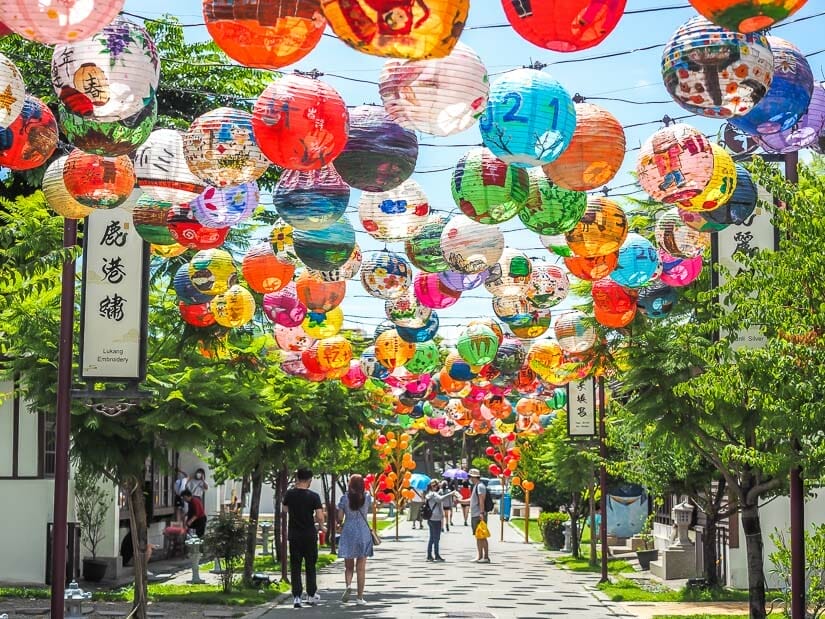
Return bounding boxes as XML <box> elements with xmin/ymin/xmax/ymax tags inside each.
<box><xmin>341</xmin><ymin>587</ymin><xmax>352</xmax><ymax>603</ymax></box>
<box><xmin>307</xmin><ymin>593</ymin><xmax>321</xmax><ymax>606</ymax></box>
<box><xmin>293</xmin><ymin>596</ymin><xmax>302</xmax><ymax>608</ymax></box>
<box><xmin>355</xmin><ymin>598</ymin><xmax>367</xmax><ymax>605</ymax></box>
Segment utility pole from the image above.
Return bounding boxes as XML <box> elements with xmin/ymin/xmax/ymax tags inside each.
<box><xmin>598</xmin><ymin>376</ymin><xmax>609</xmax><ymax>584</ymax></box>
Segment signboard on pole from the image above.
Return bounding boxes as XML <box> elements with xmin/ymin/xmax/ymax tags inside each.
<box><xmin>80</xmin><ymin>207</ymin><xmax>149</xmax><ymax>382</ymax></box>
<box><xmin>567</xmin><ymin>378</ymin><xmax>596</xmax><ymax>438</ymax></box>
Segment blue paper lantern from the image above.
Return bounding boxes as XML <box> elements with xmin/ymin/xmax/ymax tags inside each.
<box><xmin>610</xmin><ymin>234</ymin><xmax>661</xmax><ymax>288</ymax></box>
<box><xmin>730</xmin><ymin>36</ymin><xmax>813</xmax><ymax>136</ymax></box>
<box><xmin>397</xmin><ymin>312</ymin><xmax>440</xmax><ymax>344</ymax></box>
<box><xmin>360</xmin><ymin>345</ymin><xmax>391</xmax><ymax>380</ymax></box>
<box><xmin>479</xmin><ymin>68</ymin><xmax>576</xmax><ymax>168</ymax></box>
<box><xmin>174</xmin><ymin>264</ymin><xmax>212</xmax><ymax>305</ymax></box>
<box><xmin>292</xmin><ymin>216</ymin><xmax>356</xmax><ymax>271</ymax></box>
<box><xmin>702</xmin><ymin>164</ymin><xmax>757</xmax><ymax>227</ymax></box>
<box><xmin>637</xmin><ymin>282</ymin><xmax>678</xmax><ymax>319</ymax></box>
<box><xmin>272</xmin><ymin>167</ymin><xmax>350</xmax><ymax>231</ymax></box>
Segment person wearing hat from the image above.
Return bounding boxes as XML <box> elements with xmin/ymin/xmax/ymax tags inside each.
<box><xmin>468</xmin><ymin>469</ymin><xmax>490</xmax><ymax>563</ymax></box>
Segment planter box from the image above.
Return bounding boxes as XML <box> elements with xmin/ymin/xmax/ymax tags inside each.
<box><xmin>636</xmin><ymin>549</ymin><xmax>658</xmax><ymax>571</ymax></box>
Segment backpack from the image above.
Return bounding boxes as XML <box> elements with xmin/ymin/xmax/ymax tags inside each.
<box><xmin>476</xmin><ymin>484</ymin><xmax>494</xmax><ymax>513</ymax></box>
<box><xmin>421</xmin><ymin>499</ymin><xmax>433</xmax><ymax>520</ymax></box>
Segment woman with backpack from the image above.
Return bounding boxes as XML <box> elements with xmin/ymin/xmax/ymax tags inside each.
<box><xmin>423</xmin><ymin>479</ymin><xmax>457</xmax><ymax>562</ymax></box>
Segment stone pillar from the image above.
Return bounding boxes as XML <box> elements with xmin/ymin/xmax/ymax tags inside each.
<box><xmin>186</xmin><ymin>537</ymin><xmax>205</xmax><ymax>584</ymax></box>
<box><xmin>563</xmin><ymin>521</ymin><xmax>573</xmax><ymax>552</ymax></box>
<box><xmin>671</xmin><ymin>501</ymin><xmax>694</xmax><ymax>549</ymax></box>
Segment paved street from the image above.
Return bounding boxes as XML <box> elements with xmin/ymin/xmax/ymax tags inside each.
<box><xmin>260</xmin><ymin>517</ymin><xmax>632</xmax><ymax>619</ymax></box>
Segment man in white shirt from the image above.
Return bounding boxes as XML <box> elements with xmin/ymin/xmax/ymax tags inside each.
<box><xmin>468</xmin><ymin>469</ymin><xmax>490</xmax><ymax>563</ymax></box>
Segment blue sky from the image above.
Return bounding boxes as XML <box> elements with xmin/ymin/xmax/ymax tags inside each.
<box><xmin>125</xmin><ymin>1</ymin><xmax>825</xmax><ymax>341</ymax></box>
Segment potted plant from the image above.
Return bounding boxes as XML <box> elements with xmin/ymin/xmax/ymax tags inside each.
<box><xmin>635</xmin><ymin>515</ymin><xmax>658</xmax><ymax>570</ymax></box>
<box><xmin>538</xmin><ymin>511</ymin><xmax>569</xmax><ymax>550</ymax></box>
<box><xmin>75</xmin><ymin>464</ymin><xmax>110</xmax><ymax>582</ymax></box>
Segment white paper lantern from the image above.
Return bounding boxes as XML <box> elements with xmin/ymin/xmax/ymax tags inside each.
<box><xmin>4</xmin><ymin>0</ymin><xmax>125</xmax><ymax>44</ymax></box>
<box><xmin>440</xmin><ymin>214</ymin><xmax>504</xmax><ymax>274</ymax></box>
<box><xmin>554</xmin><ymin>311</ymin><xmax>596</xmax><ymax>354</ymax></box>
<box><xmin>359</xmin><ymin>179</ymin><xmax>430</xmax><ymax>242</ymax></box>
<box><xmin>0</xmin><ymin>53</ymin><xmax>25</xmax><ymax>130</ymax></box>
<box><xmin>135</xmin><ymin>129</ymin><xmax>205</xmax><ymax>203</ymax></box>
<box><xmin>191</xmin><ymin>182</ymin><xmax>259</xmax><ymax>229</ymax></box>
<box><xmin>484</xmin><ymin>249</ymin><xmax>533</xmax><ymax>298</ymax></box>
<box><xmin>386</xmin><ymin>288</ymin><xmax>432</xmax><ymax>328</ymax></box>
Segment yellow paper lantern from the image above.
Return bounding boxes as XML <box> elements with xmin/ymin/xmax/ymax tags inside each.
<box><xmin>189</xmin><ymin>248</ymin><xmax>238</xmax><ymax>297</ymax></box>
<box><xmin>316</xmin><ymin>336</ymin><xmax>354</xmax><ymax>371</ymax></box>
<box><xmin>212</xmin><ymin>284</ymin><xmax>256</xmax><ymax>328</ymax></box>
<box><xmin>302</xmin><ymin>307</ymin><xmax>345</xmax><ymax>339</ymax></box>
<box><xmin>676</xmin><ymin>144</ymin><xmax>737</xmax><ymax>213</ymax></box>
<box><xmin>375</xmin><ymin>328</ymin><xmax>416</xmax><ymax>370</ymax></box>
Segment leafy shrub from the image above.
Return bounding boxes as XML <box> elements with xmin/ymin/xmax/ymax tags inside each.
<box><xmin>203</xmin><ymin>512</ymin><xmax>246</xmax><ymax>593</ymax></box>
<box><xmin>768</xmin><ymin>524</ymin><xmax>825</xmax><ymax>618</ymax></box>
<box><xmin>538</xmin><ymin>511</ymin><xmax>569</xmax><ymax>550</ymax></box>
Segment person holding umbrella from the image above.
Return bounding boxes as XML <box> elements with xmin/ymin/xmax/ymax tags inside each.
<box><xmin>423</xmin><ymin>479</ymin><xmax>455</xmax><ymax>561</ymax></box>
<box><xmin>408</xmin><ymin>473</ymin><xmax>430</xmax><ymax>530</ymax></box>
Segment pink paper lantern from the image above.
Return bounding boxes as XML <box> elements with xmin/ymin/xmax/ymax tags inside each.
<box><xmin>637</xmin><ymin>124</ymin><xmax>714</xmax><ymax>203</ymax></box>
<box><xmin>659</xmin><ymin>250</ymin><xmax>703</xmax><ymax>287</ymax></box>
<box><xmin>414</xmin><ymin>272</ymin><xmax>461</xmax><ymax>310</ymax></box>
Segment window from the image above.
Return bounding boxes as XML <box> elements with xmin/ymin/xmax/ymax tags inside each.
<box><xmin>41</xmin><ymin>409</ymin><xmax>56</xmax><ymax>478</ymax></box>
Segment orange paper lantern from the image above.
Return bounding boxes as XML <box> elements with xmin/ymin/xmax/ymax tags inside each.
<box><xmin>242</xmin><ymin>242</ymin><xmax>296</xmax><ymax>294</ymax></box>
<box><xmin>295</xmin><ymin>270</ymin><xmax>346</xmax><ymax>312</ymax></box>
<box><xmin>375</xmin><ymin>328</ymin><xmax>416</xmax><ymax>371</ymax></box>
<box><xmin>565</xmin><ymin>197</ymin><xmax>628</xmax><ymax>258</ymax></box>
<box><xmin>317</xmin><ymin>335</ymin><xmax>354</xmax><ymax>371</ymax></box>
<box><xmin>62</xmin><ymin>150</ymin><xmax>136</xmax><ymax>209</ymax></box>
<box><xmin>687</xmin><ymin>0</ymin><xmax>808</xmax><ymax>33</ymax></box>
<box><xmin>564</xmin><ymin>252</ymin><xmax>618</xmax><ymax>281</ymax></box>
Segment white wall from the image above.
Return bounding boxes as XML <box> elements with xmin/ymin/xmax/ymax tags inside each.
<box><xmin>0</xmin><ymin>386</ymin><xmax>14</xmax><ymax>476</ymax></box>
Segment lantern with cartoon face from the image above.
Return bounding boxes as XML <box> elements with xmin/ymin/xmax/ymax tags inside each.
<box><xmin>212</xmin><ymin>284</ymin><xmax>256</xmax><ymax>328</ymax></box>
<box><xmin>242</xmin><ymin>242</ymin><xmax>295</xmax><ymax>294</ymax></box>
<box><xmin>188</xmin><ymin>248</ymin><xmax>238</xmax><ymax>297</ymax></box>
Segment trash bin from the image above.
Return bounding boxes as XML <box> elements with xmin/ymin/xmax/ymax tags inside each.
<box><xmin>500</xmin><ymin>494</ymin><xmax>512</xmax><ymax>521</ymax></box>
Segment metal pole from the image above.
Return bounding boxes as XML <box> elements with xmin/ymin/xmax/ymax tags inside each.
<box><xmin>524</xmin><ymin>490</ymin><xmax>530</xmax><ymax>544</ymax></box>
<box><xmin>598</xmin><ymin>376</ymin><xmax>609</xmax><ymax>584</ymax></box>
<box><xmin>50</xmin><ymin>218</ymin><xmax>78</xmax><ymax>619</ymax></box>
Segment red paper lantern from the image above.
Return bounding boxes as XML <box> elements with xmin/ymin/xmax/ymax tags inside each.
<box><xmin>0</xmin><ymin>95</ymin><xmax>58</xmax><ymax>171</ymax></box>
<box><xmin>62</xmin><ymin>150</ymin><xmax>136</xmax><ymax>209</ymax></box>
<box><xmin>167</xmin><ymin>204</ymin><xmax>229</xmax><ymax>250</ymax></box>
<box><xmin>502</xmin><ymin>0</ymin><xmax>627</xmax><ymax>52</ymax></box>
<box><xmin>179</xmin><ymin>301</ymin><xmax>216</xmax><ymax>328</ymax></box>
<box><xmin>591</xmin><ymin>279</ymin><xmax>637</xmax><ymax>314</ymax></box>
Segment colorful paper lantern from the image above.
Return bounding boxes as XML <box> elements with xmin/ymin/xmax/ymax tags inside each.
<box><xmin>274</xmin><ymin>166</ymin><xmax>350</xmax><ymax>231</ymax></box>
<box><xmin>203</xmin><ymin>0</ymin><xmax>325</xmax><ymax>69</ymax></box>
<box><xmin>295</xmin><ymin>269</ymin><xmax>346</xmax><ymax>312</ymax></box>
<box><xmin>540</xmin><ymin>233</ymin><xmax>574</xmax><ymax>257</ymax></box>
<box><xmin>457</xmin><ymin>324</ymin><xmax>499</xmax><ymax>366</ymax></box>
<box><xmin>212</xmin><ymin>284</ymin><xmax>256</xmax><ymax>328</ymax></box>
<box><xmin>378</xmin><ymin>42</ymin><xmax>489</xmax><ymax>136</ymax></box>
<box><xmin>361</xmin><ymin>251</ymin><xmax>413</xmax><ymax>299</ymax></box>
<box><xmin>275</xmin><ymin>323</ymin><xmax>317</xmax><ymax>353</ymax></box>
<box><xmin>342</xmin><ymin>360</ymin><xmax>368</xmax><ymax>389</ymax></box>
<box><xmin>491</xmin><ymin>337</ymin><xmax>526</xmax><ymax>375</ymax></box>
<box><xmin>554</xmin><ymin>311</ymin><xmax>596</xmax><ymax>354</ymax></box>
<box><xmin>655</xmin><ymin>209</ymin><xmax>710</xmax><ymax>259</ymax></box>
<box><xmin>183</xmin><ymin>107</ymin><xmax>270</xmax><ymax>187</ymax></box>
<box><xmin>405</xmin><ymin>214</ymin><xmax>450</xmax><ymax>273</ymax></box>
<box><xmin>152</xmin><ymin>243</ymin><xmax>188</xmax><ymax>259</ymax></box>
<box><xmin>135</xmin><ymin>129</ymin><xmax>205</xmax><ymax>203</ymax></box>
<box><xmin>4</xmin><ymin>0</ymin><xmax>125</xmax><ymax>44</ymax></box>
<box><xmin>263</xmin><ymin>282</ymin><xmax>308</xmax><ymax>327</ymax></box>
<box><xmin>438</xmin><ymin>269</ymin><xmax>489</xmax><ymax>292</ymax></box>
<box><xmin>302</xmin><ymin>307</ymin><xmax>345</xmax><ymax>339</ymax></box>
<box><xmin>414</xmin><ymin>272</ymin><xmax>461</xmax><ymax>309</ymax></box>
<box><xmin>42</xmin><ymin>156</ymin><xmax>94</xmax><ymax>219</ymax></box>
<box><xmin>293</xmin><ymin>216</ymin><xmax>357</xmax><ymax>271</ymax></box>
<box><xmin>451</xmin><ymin>147</ymin><xmax>529</xmax><ymax>224</ymax></box>
<box><xmin>637</xmin><ymin>282</ymin><xmax>677</xmax><ymax>319</ymax></box>
<box><xmin>687</xmin><ymin>0</ymin><xmax>808</xmax><ymax>33</ymax></box>
<box><xmin>502</xmin><ymin>0</ymin><xmax>626</xmax><ymax>52</ymax></box>
<box><xmin>405</xmin><ymin>340</ymin><xmax>441</xmax><ymax>375</ymax></box>
<box><xmin>678</xmin><ymin>207</ymin><xmax>727</xmax><ymax>233</ymax></box>
<box><xmin>174</xmin><ymin>264</ymin><xmax>212</xmax><ymax>305</ymax></box>
<box><xmin>527</xmin><ymin>261</ymin><xmax>570</xmax><ymax>309</ymax></box>
<box><xmin>444</xmin><ymin>351</ymin><xmax>477</xmax><ymax>381</ymax></box>
<box><xmin>333</xmin><ymin>105</ymin><xmax>418</xmax><ymax>192</ymax></box>
<box><xmin>485</xmin><ymin>249</ymin><xmax>532</xmax><ymax>298</ymax></box>
<box><xmin>51</xmin><ymin>18</ymin><xmax>160</xmax><ymax>122</ymax></box>
<box><xmin>702</xmin><ymin>164</ymin><xmax>757</xmax><ymax>227</ymax></box>
<box><xmin>564</xmin><ymin>252</ymin><xmax>618</xmax><ymax>281</ymax></box>
<box><xmin>359</xmin><ymin>179</ymin><xmax>430</xmax><ymax>242</ymax></box>
<box><xmin>189</xmin><ymin>248</ymin><xmax>238</xmax><ymax>297</ymax></box>
<box><xmin>565</xmin><ymin>196</ymin><xmax>628</xmax><ymax>258</ymax></box>
<box><xmin>192</xmin><ymin>182</ymin><xmax>259</xmax><ymax>229</ymax></box>
<box><xmin>468</xmin><ymin>318</ymin><xmax>504</xmax><ymax>344</ymax></box>
<box><xmin>755</xmin><ymin>83</ymin><xmax>825</xmax><ymax>153</ymax></box>
<box><xmin>637</xmin><ymin>124</ymin><xmax>714</xmax><ymax>203</ymax></box>
<box><xmin>677</xmin><ymin>143</ymin><xmax>737</xmax><ymax>212</ymax></box>
<box><xmin>63</xmin><ymin>150</ymin><xmax>136</xmax><ymax>208</ymax></box>
<box><xmin>492</xmin><ymin>296</ymin><xmax>533</xmax><ymax>327</ymax></box>
<box><xmin>252</xmin><ymin>74</ymin><xmax>349</xmax><ymax>170</ymax></box>
<box><xmin>0</xmin><ymin>54</ymin><xmax>25</xmax><ymax>131</ymax></box>
<box><xmin>610</xmin><ymin>234</ymin><xmax>660</xmax><ymax>289</ymax></box>
<box><xmin>730</xmin><ymin>37</ymin><xmax>813</xmax><ymax>137</ymax></box>
<box><xmin>592</xmin><ymin>279</ymin><xmax>637</xmax><ymax>314</ymax></box>
<box><xmin>519</xmin><ymin>167</ymin><xmax>586</xmax><ymax>235</ymax></box>
<box><xmin>58</xmin><ymin>97</ymin><xmax>157</xmax><ymax>157</ymax></box>
<box><xmin>397</xmin><ymin>312</ymin><xmax>440</xmax><ymax>343</ymax></box>
<box><xmin>360</xmin><ymin>346</ymin><xmax>391</xmax><ymax>379</ymax></box>
<box><xmin>440</xmin><ymin>214</ymin><xmax>504</xmax><ymax>274</ymax></box>
<box><xmin>386</xmin><ymin>289</ymin><xmax>432</xmax><ymax>328</ymax></box>
<box><xmin>509</xmin><ymin>308</ymin><xmax>553</xmax><ymax>340</ymax></box>
<box><xmin>542</xmin><ymin>102</ymin><xmax>625</xmax><ymax>191</ymax></box>
<box><xmin>167</xmin><ymin>204</ymin><xmax>229</xmax><ymax>250</ymax></box>
<box><xmin>316</xmin><ymin>336</ymin><xmax>354</xmax><ymax>371</ymax></box>
<box><xmin>662</xmin><ymin>17</ymin><xmax>773</xmax><ymax>119</ymax></box>
<box><xmin>659</xmin><ymin>251</ymin><xmax>703</xmax><ymax>287</ymax></box>
<box><xmin>0</xmin><ymin>95</ymin><xmax>58</xmax><ymax>170</ymax></box>
<box><xmin>320</xmin><ymin>0</ymin><xmax>468</xmax><ymax>59</ymax></box>
<box><xmin>133</xmin><ymin>196</ymin><xmax>175</xmax><ymax>245</ymax></box>
<box><xmin>527</xmin><ymin>339</ymin><xmax>563</xmax><ymax>381</ymax></box>
<box><xmin>242</xmin><ymin>242</ymin><xmax>295</xmax><ymax>294</ymax></box>
<box><xmin>179</xmin><ymin>301</ymin><xmax>216</xmax><ymax>328</ymax></box>
<box><xmin>316</xmin><ymin>244</ymin><xmax>363</xmax><ymax>283</ymax></box>
<box><xmin>594</xmin><ymin>304</ymin><xmax>636</xmax><ymax>329</ymax></box>
<box><xmin>375</xmin><ymin>328</ymin><xmax>416</xmax><ymax>371</ymax></box>
<box><xmin>479</xmin><ymin>68</ymin><xmax>576</xmax><ymax>168</ymax></box>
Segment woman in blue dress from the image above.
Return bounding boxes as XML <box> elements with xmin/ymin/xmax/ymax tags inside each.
<box><xmin>336</xmin><ymin>474</ymin><xmax>373</xmax><ymax>605</ymax></box>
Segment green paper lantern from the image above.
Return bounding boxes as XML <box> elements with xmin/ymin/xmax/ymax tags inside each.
<box><xmin>405</xmin><ymin>214</ymin><xmax>450</xmax><ymax>273</ymax></box>
<box><xmin>451</xmin><ymin>147</ymin><xmax>529</xmax><ymax>224</ymax></box>
<box><xmin>456</xmin><ymin>324</ymin><xmax>499</xmax><ymax>366</ymax></box>
<box><xmin>518</xmin><ymin>168</ymin><xmax>587</xmax><ymax>235</ymax></box>
<box><xmin>405</xmin><ymin>340</ymin><xmax>441</xmax><ymax>375</ymax></box>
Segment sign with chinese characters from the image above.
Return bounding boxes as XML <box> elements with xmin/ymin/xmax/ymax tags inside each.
<box><xmin>712</xmin><ymin>183</ymin><xmax>778</xmax><ymax>350</ymax></box>
<box><xmin>80</xmin><ymin>208</ymin><xmax>149</xmax><ymax>381</ymax></box>
<box><xmin>567</xmin><ymin>378</ymin><xmax>597</xmax><ymax>438</ymax></box>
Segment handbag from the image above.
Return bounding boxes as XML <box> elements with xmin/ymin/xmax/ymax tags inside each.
<box><xmin>358</xmin><ymin>508</ymin><xmax>381</xmax><ymax>546</ymax></box>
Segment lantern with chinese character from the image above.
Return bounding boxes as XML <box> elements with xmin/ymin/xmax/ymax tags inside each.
<box><xmin>659</xmin><ymin>251</ymin><xmax>703</xmax><ymax>287</ymax></box>
<box><xmin>273</xmin><ymin>166</ymin><xmax>349</xmax><ymax>231</ymax></box>
<box><xmin>316</xmin><ymin>244</ymin><xmax>363</xmax><ymax>283</ymax></box>
<box><xmin>564</xmin><ymin>252</ymin><xmax>618</xmax><ymax>281</ymax></box>
<box><xmin>702</xmin><ymin>164</ymin><xmax>757</xmax><ymax>227</ymax></box>
<box><xmin>440</xmin><ymin>214</ymin><xmax>504</xmax><ymax>274</ymax></box>
<box><xmin>687</xmin><ymin>0</ymin><xmax>809</xmax><ymax>33</ymax></box>
<box><xmin>133</xmin><ymin>196</ymin><xmax>175</xmax><ymax>245</ymax></box>
<box><xmin>263</xmin><ymin>282</ymin><xmax>308</xmax><ymax>327</ymax></box>
<box><xmin>731</xmin><ymin>37</ymin><xmax>813</xmax><ymax>137</ymax></box>
<box><xmin>63</xmin><ymin>150</ymin><xmax>136</xmax><ymax>209</ymax></box>
<box><xmin>637</xmin><ymin>124</ymin><xmax>714</xmax><ymax>203</ymax></box>
<box><xmin>275</xmin><ymin>323</ymin><xmax>316</xmax><ymax>353</ymax></box>
<box><xmin>378</xmin><ymin>42</ymin><xmax>489</xmax><ymax>136</ymax></box>
<box><xmin>610</xmin><ymin>234</ymin><xmax>660</xmax><ymax>289</ymax></box>
<box><xmin>527</xmin><ymin>261</ymin><xmax>570</xmax><ymax>309</ymax></box>
<box><xmin>398</xmin><ymin>312</ymin><xmax>440</xmax><ymax>343</ymax></box>
<box><xmin>333</xmin><ymin>105</ymin><xmax>418</xmax><ymax>192</ymax></box>
<box><xmin>320</xmin><ymin>0</ymin><xmax>468</xmax><ymax>59</ymax></box>
<box><xmin>359</xmin><ymin>179</ymin><xmax>430</xmax><ymax>242</ymax></box>
<box><xmin>361</xmin><ymin>250</ymin><xmax>413</xmax><ymax>299</ymax></box>
<box><xmin>212</xmin><ymin>284</ymin><xmax>256</xmax><ymax>328</ymax></box>
<box><xmin>295</xmin><ymin>269</ymin><xmax>346</xmax><ymax>313</ymax></box>
<box><xmin>554</xmin><ymin>310</ymin><xmax>596</xmax><ymax>353</ymax></box>
<box><xmin>191</xmin><ymin>182</ymin><xmax>259</xmax><ymax>229</ymax></box>
<box><xmin>0</xmin><ymin>95</ymin><xmax>58</xmax><ymax>170</ymax></box>
<box><xmin>203</xmin><ymin>0</ymin><xmax>326</xmax><ymax>69</ymax></box>
<box><xmin>414</xmin><ymin>272</ymin><xmax>461</xmax><ymax>309</ymax></box>
<box><xmin>518</xmin><ymin>168</ymin><xmax>586</xmax><ymax>235</ymax></box>
<box><xmin>252</xmin><ymin>74</ymin><xmax>349</xmax><ymax>170</ymax></box>
<box><xmin>51</xmin><ymin>18</ymin><xmax>160</xmax><ymax>122</ymax></box>
<box><xmin>167</xmin><ymin>204</ymin><xmax>229</xmax><ymax>250</ymax></box>
<box><xmin>457</xmin><ymin>324</ymin><xmax>499</xmax><ymax>366</ymax></box>
<box><xmin>503</xmin><ymin>0</ymin><xmax>626</xmax><ymax>52</ymax></box>
<box><xmin>662</xmin><ymin>17</ymin><xmax>773</xmax><ymax>119</ymax></box>
<box><xmin>637</xmin><ymin>282</ymin><xmax>677</xmax><ymax>319</ymax></box>
<box><xmin>316</xmin><ymin>335</ymin><xmax>353</xmax><ymax>371</ymax></box>
<box><xmin>242</xmin><ymin>242</ymin><xmax>295</xmax><ymax>294</ymax></box>
<box><xmin>756</xmin><ymin>83</ymin><xmax>825</xmax><ymax>153</ymax></box>
<box><xmin>302</xmin><ymin>307</ymin><xmax>345</xmax><ymax>339</ymax></box>
<box><xmin>375</xmin><ymin>328</ymin><xmax>416</xmax><ymax>371</ymax></box>
<box><xmin>4</xmin><ymin>0</ymin><xmax>125</xmax><ymax>44</ymax></box>
<box><xmin>527</xmin><ymin>339</ymin><xmax>563</xmax><ymax>382</ymax></box>
<box><xmin>135</xmin><ymin>129</ymin><xmax>205</xmax><ymax>203</ymax></box>
<box><xmin>59</xmin><ymin>98</ymin><xmax>157</xmax><ymax>157</ymax></box>
<box><xmin>485</xmin><ymin>249</ymin><xmax>532</xmax><ymax>298</ymax></box>
<box><xmin>543</xmin><ymin>103</ymin><xmax>625</xmax><ymax>190</ymax></box>
<box><xmin>179</xmin><ymin>301</ymin><xmax>216</xmax><ymax>328</ymax></box>
<box><xmin>188</xmin><ymin>248</ymin><xmax>238</xmax><ymax>297</ymax></box>
<box><xmin>0</xmin><ymin>54</ymin><xmax>25</xmax><ymax>130</ymax></box>
<box><xmin>677</xmin><ymin>143</ymin><xmax>737</xmax><ymax>212</ymax></box>
<box><xmin>565</xmin><ymin>196</ymin><xmax>627</xmax><ymax>258</ymax></box>
<box><xmin>386</xmin><ymin>288</ymin><xmax>432</xmax><ymax>328</ymax></box>
<box><xmin>406</xmin><ymin>214</ymin><xmax>449</xmax><ymax>273</ymax></box>
<box><xmin>183</xmin><ymin>108</ymin><xmax>270</xmax><ymax>187</ymax></box>
<box><xmin>293</xmin><ymin>216</ymin><xmax>356</xmax><ymax>271</ymax></box>
<box><xmin>655</xmin><ymin>209</ymin><xmax>710</xmax><ymax>259</ymax></box>
<box><xmin>42</xmin><ymin>156</ymin><xmax>94</xmax><ymax>219</ymax></box>
<box><xmin>480</xmin><ymin>68</ymin><xmax>577</xmax><ymax>168</ymax></box>
<box><xmin>451</xmin><ymin>147</ymin><xmax>529</xmax><ymax>225</ymax></box>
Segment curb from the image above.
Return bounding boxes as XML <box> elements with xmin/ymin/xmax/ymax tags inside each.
<box><xmin>241</xmin><ymin>592</ymin><xmax>291</xmax><ymax>619</ymax></box>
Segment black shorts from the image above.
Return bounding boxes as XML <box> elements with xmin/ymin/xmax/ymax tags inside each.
<box><xmin>191</xmin><ymin>516</ymin><xmax>207</xmax><ymax>539</ymax></box>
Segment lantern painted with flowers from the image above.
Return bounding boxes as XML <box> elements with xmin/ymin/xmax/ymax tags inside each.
<box><xmin>274</xmin><ymin>166</ymin><xmax>350</xmax><ymax>231</ymax></box>
<box><xmin>565</xmin><ymin>197</ymin><xmax>627</xmax><ymax>258</ymax></box>
<box><xmin>203</xmin><ymin>0</ymin><xmax>326</xmax><ymax>69</ymax></box>
<box><xmin>637</xmin><ymin>124</ymin><xmax>714</xmax><ymax>203</ymax></box>
<box><xmin>440</xmin><ymin>214</ymin><xmax>504</xmax><ymax>274</ymax></box>
<box><xmin>0</xmin><ymin>95</ymin><xmax>58</xmax><ymax>170</ymax></box>
<box><xmin>480</xmin><ymin>68</ymin><xmax>577</xmax><ymax>168</ymax></box>
<box><xmin>212</xmin><ymin>284</ymin><xmax>256</xmax><ymax>328</ymax></box>
<box><xmin>386</xmin><ymin>289</ymin><xmax>432</xmax><ymax>328</ymax></box>
<box><xmin>293</xmin><ymin>216</ymin><xmax>357</xmax><ymax>271</ymax></box>
<box><xmin>375</xmin><ymin>328</ymin><xmax>416</xmax><ymax>371</ymax></box>
<box><xmin>189</xmin><ymin>248</ymin><xmax>238</xmax><ymax>297</ymax></box>
<box><xmin>242</xmin><ymin>242</ymin><xmax>295</xmax><ymax>294</ymax></box>
<box><xmin>662</xmin><ymin>17</ymin><xmax>773</xmax><ymax>119</ymax></box>
<box><xmin>295</xmin><ymin>270</ymin><xmax>346</xmax><ymax>313</ymax></box>
<box><xmin>527</xmin><ymin>261</ymin><xmax>570</xmax><ymax>309</ymax></box>
<box><xmin>564</xmin><ymin>252</ymin><xmax>618</xmax><ymax>281</ymax></box>
<box><xmin>405</xmin><ymin>214</ymin><xmax>450</xmax><ymax>273</ymax></box>
<box><xmin>611</xmin><ymin>234</ymin><xmax>660</xmax><ymax>289</ymax></box>
<box><xmin>0</xmin><ymin>54</ymin><xmax>25</xmax><ymax>130</ymax></box>
<box><xmin>63</xmin><ymin>150</ymin><xmax>136</xmax><ymax>208</ymax></box>
<box><xmin>677</xmin><ymin>144</ymin><xmax>737</xmax><ymax>212</ymax></box>
<box><xmin>320</xmin><ymin>0</ymin><xmax>468</xmax><ymax>59</ymax></box>
<box><xmin>51</xmin><ymin>19</ymin><xmax>160</xmax><ymax>122</ymax></box>
<box><xmin>485</xmin><ymin>249</ymin><xmax>532</xmax><ymax>298</ymax></box>
<box><xmin>655</xmin><ymin>209</ymin><xmax>710</xmax><ymax>259</ymax></box>
<box><xmin>457</xmin><ymin>324</ymin><xmax>499</xmax><ymax>366</ymax></box>
<box><xmin>252</xmin><ymin>74</ymin><xmax>349</xmax><ymax>170</ymax></box>
<box><xmin>135</xmin><ymin>129</ymin><xmax>205</xmax><ymax>203</ymax></box>
<box><xmin>4</xmin><ymin>0</ymin><xmax>125</xmax><ymax>44</ymax></box>
<box><xmin>414</xmin><ymin>272</ymin><xmax>461</xmax><ymax>309</ymax></box>
<box><xmin>554</xmin><ymin>311</ymin><xmax>596</xmax><ymax>354</ymax></box>
<box><xmin>42</xmin><ymin>156</ymin><xmax>94</xmax><ymax>219</ymax></box>
<box><xmin>378</xmin><ymin>42</ymin><xmax>489</xmax><ymax>136</ymax></box>
<box><xmin>167</xmin><ymin>204</ymin><xmax>228</xmax><ymax>250</ymax></box>
<box><xmin>502</xmin><ymin>0</ymin><xmax>626</xmax><ymax>52</ymax></box>
<box><xmin>361</xmin><ymin>251</ymin><xmax>413</xmax><ymax>300</ymax></box>
<box><xmin>359</xmin><ymin>179</ymin><xmax>430</xmax><ymax>242</ymax></box>
<box><xmin>451</xmin><ymin>147</ymin><xmax>529</xmax><ymax>225</ymax></box>
<box><xmin>687</xmin><ymin>0</ymin><xmax>809</xmax><ymax>33</ymax></box>
<box><xmin>519</xmin><ymin>168</ymin><xmax>586</xmax><ymax>235</ymax></box>
<box><xmin>184</xmin><ymin>108</ymin><xmax>270</xmax><ymax>187</ymax></box>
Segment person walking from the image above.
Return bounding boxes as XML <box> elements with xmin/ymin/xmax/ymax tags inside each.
<box><xmin>458</xmin><ymin>480</ymin><xmax>472</xmax><ymax>526</ymax></box>
<box><xmin>468</xmin><ymin>469</ymin><xmax>490</xmax><ymax>563</ymax></box>
<box><xmin>282</xmin><ymin>468</ymin><xmax>325</xmax><ymax>608</ymax></box>
<box><xmin>423</xmin><ymin>480</ymin><xmax>453</xmax><ymax>561</ymax></box>
<box><xmin>408</xmin><ymin>487</ymin><xmax>424</xmax><ymax>529</ymax></box>
<box><xmin>337</xmin><ymin>474</ymin><xmax>373</xmax><ymax>605</ymax></box>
